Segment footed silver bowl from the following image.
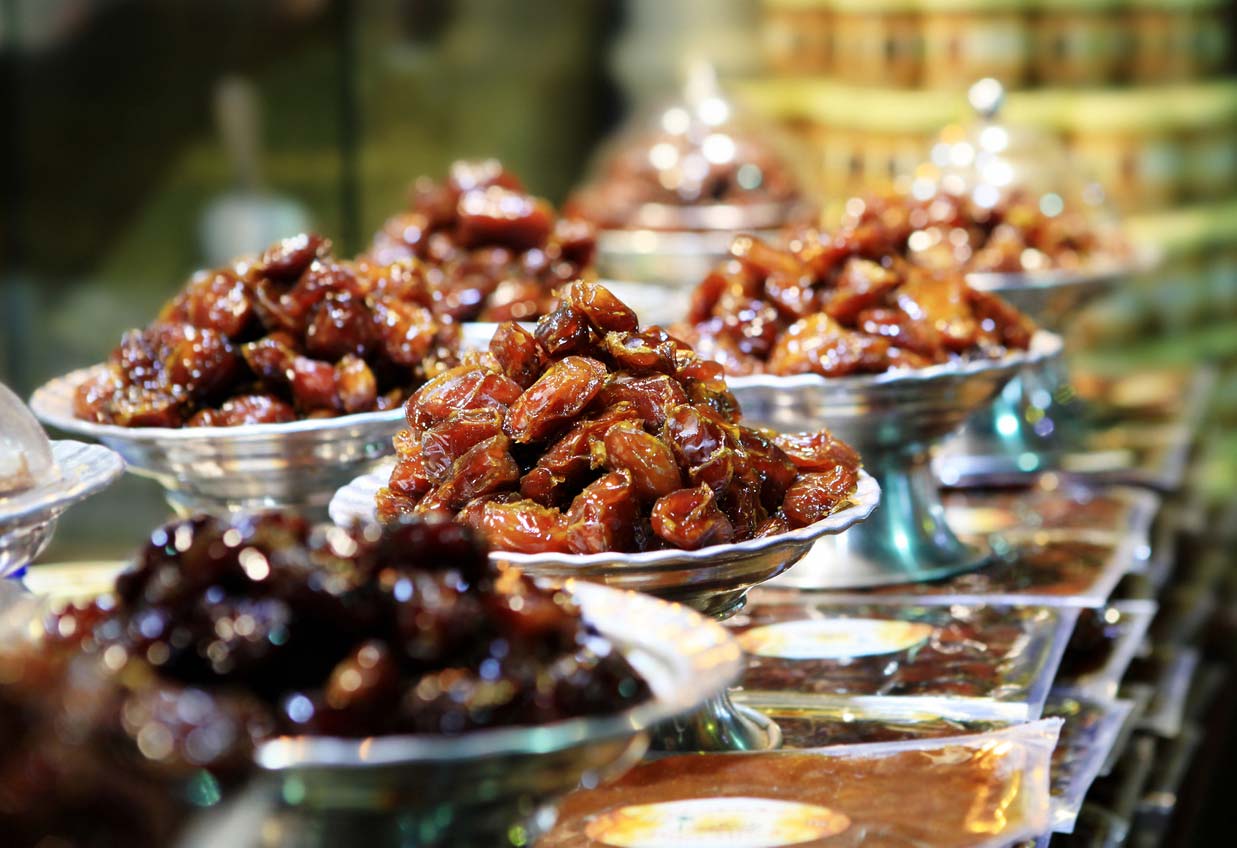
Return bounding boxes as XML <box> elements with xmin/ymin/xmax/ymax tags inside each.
<box><xmin>941</xmin><ymin>266</ymin><xmax>1131</xmax><ymax>485</ymax></box>
<box><xmin>729</xmin><ymin>331</ymin><xmax>1062</xmax><ymax>590</ymax></box>
<box><xmin>330</xmin><ymin>466</ymin><xmax>880</xmax><ymax>752</ymax></box>
<box><xmin>237</xmin><ymin>582</ymin><xmax>741</xmax><ymax>848</ymax></box>
<box><xmin>596</xmin><ymin>226</ymin><xmax>784</xmax><ymax>288</ymax></box>
<box><xmin>0</xmin><ymin>440</ymin><xmax>124</xmax><ymax>577</ymax></box>
<box><xmin>15</xmin><ymin>568</ymin><xmax>741</xmax><ymax>848</ymax></box>
<box><xmin>31</xmin><ymin>367</ymin><xmax>405</xmax><ymax>518</ymax></box>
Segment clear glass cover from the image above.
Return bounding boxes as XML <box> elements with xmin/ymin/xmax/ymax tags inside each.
<box><xmin>861</xmin><ymin>79</ymin><xmax>1131</xmax><ymax>275</ymax></box>
<box><xmin>568</xmin><ymin>63</ymin><xmax>815</xmax><ymax>232</ymax></box>
<box><xmin>0</xmin><ymin>382</ymin><xmax>55</xmax><ymax>495</ymax></box>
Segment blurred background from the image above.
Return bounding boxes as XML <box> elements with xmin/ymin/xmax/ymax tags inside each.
<box><xmin>2</xmin><ymin>0</ymin><xmax>1234</xmax><ymax>554</ymax></box>
<box><xmin>0</xmin><ymin>1</ymin><xmax>1235</xmax><ymax>843</ymax></box>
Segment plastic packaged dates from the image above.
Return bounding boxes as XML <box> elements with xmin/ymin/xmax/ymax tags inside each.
<box><xmin>542</xmin><ymin>721</ymin><xmax>1063</xmax><ymax>848</ymax></box>
<box><xmin>729</xmin><ymin>599</ymin><xmax>1076</xmax><ymax>719</ymax></box>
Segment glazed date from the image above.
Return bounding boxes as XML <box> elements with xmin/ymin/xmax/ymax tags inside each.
<box><xmin>476</xmin><ymin>498</ymin><xmax>569</xmax><ymax>553</ymax></box>
<box><xmin>737</xmin><ymin>428</ymin><xmax>799</xmax><ymax>510</ymax></box>
<box><xmin>600</xmin><ymin>422</ymin><xmax>683</xmax><ymax>502</ymax></box>
<box><xmin>601</xmin><ymin>331</ymin><xmax>677</xmax><ymax>374</ymax></box>
<box><xmin>774</xmin><ymin>430</ymin><xmax>861</xmax><ymax>473</ymax></box>
<box><xmin>420</xmin><ymin>408</ymin><xmax>505</xmax><ymax>482</ymax></box>
<box><xmin>161</xmin><ymin>270</ymin><xmax>255</xmax><ymax>338</ymax></box>
<box><xmin>456</xmin><ymin>187</ymin><xmax>555</xmax><ymax>252</ymax></box>
<box><xmin>504</xmin><ymin>356</ymin><xmax>608</xmax><ymax>443</ymax></box>
<box><xmin>335</xmin><ymin>355</ymin><xmax>378</xmax><ymax>413</ymax></box>
<box><xmin>767</xmin><ymin>314</ymin><xmax>892</xmax><ymax>377</ymax></box>
<box><xmin>258</xmin><ymin>233</ymin><xmax>329</xmax><ymax>280</ymax></box>
<box><xmin>561</xmin><ymin>280</ymin><xmax>639</xmax><ymax>333</ymax></box>
<box><xmin>406</xmin><ymin>366</ymin><xmax>523</xmax><ymax>430</ymax></box>
<box><xmin>426</xmin><ymin>434</ymin><xmax>521</xmax><ymax>510</ymax></box>
<box><xmin>535</xmin><ymin>303</ymin><xmax>595</xmax><ymax>357</ymax></box>
<box><xmin>306</xmin><ymin>295</ymin><xmax>373</xmax><ymax>360</ymax></box>
<box><xmin>894</xmin><ymin>271</ymin><xmax>977</xmax><ymax>353</ymax></box>
<box><xmin>489</xmin><ymin>321</ymin><xmax>548</xmax><ymax>388</ymax></box>
<box><xmin>598</xmin><ymin>374</ymin><xmax>690</xmax><ymax>428</ymax></box>
<box><xmin>650</xmin><ymin>485</ymin><xmax>735</xmax><ymax>550</ymax></box>
<box><xmin>565</xmin><ymin>472</ymin><xmax>639</xmax><ymax>553</ymax></box>
<box><xmin>782</xmin><ymin>465</ymin><xmax>859</xmax><ymax>527</ymax></box>
<box><xmin>291</xmin><ymin>356</ymin><xmax>341</xmax><ymax>412</ymax></box>
<box><xmin>824</xmin><ymin>257</ymin><xmax>901</xmax><ymax>325</ymax></box>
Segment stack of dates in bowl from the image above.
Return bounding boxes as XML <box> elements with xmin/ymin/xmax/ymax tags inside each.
<box><xmin>676</xmin><ymin>219</ymin><xmax>1060</xmax><ymax>589</ymax></box>
<box><xmin>0</xmin><ymin>511</ymin><xmax>741</xmax><ymax>847</ymax></box>
<box><xmin>856</xmin><ymin>80</ymin><xmax>1150</xmax><ymax>485</ymax></box>
<box><xmin>332</xmin><ymin>280</ymin><xmax>880</xmax><ymax>751</ymax></box>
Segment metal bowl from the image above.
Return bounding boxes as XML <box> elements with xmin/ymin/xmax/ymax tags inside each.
<box><xmin>946</xmin><ymin>264</ymin><xmax>1139</xmax><ymax>484</ymax></box>
<box><xmin>227</xmin><ymin>582</ymin><xmax>741</xmax><ymax>847</ymax></box>
<box><xmin>729</xmin><ymin>331</ymin><xmax>1063</xmax><ymax>590</ymax></box>
<box><xmin>966</xmin><ymin>265</ymin><xmax>1128</xmax><ymax>330</ymax></box>
<box><xmin>330</xmin><ymin>466</ymin><xmax>879</xmax><ymax>752</ymax></box>
<box><xmin>30</xmin><ymin>367</ymin><xmax>405</xmax><ymax>518</ymax></box>
<box><xmin>0</xmin><ymin>440</ymin><xmax>124</xmax><ymax>577</ymax></box>
<box><xmin>596</xmin><ymin>227</ymin><xmax>784</xmax><ymax>288</ymax></box>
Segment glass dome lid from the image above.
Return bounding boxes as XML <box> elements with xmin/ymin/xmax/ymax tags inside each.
<box><xmin>567</xmin><ymin>62</ymin><xmax>816</xmax><ymax>233</ymax></box>
<box><xmin>859</xmin><ymin>79</ymin><xmax>1131</xmax><ymax>275</ymax></box>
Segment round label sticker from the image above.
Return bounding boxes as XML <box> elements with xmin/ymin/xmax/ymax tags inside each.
<box><xmin>737</xmin><ymin>618</ymin><xmax>934</xmax><ymax>661</ymax></box>
<box><xmin>585</xmin><ymin>797</ymin><xmax>851</xmax><ymax>848</ymax></box>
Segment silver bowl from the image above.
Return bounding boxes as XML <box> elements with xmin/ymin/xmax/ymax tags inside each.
<box><xmin>596</xmin><ymin>227</ymin><xmax>785</xmax><ymax>288</ymax></box>
<box><xmin>30</xmin><ymin>367</ymin><xmax>405</xmax><ymax>518</ymax></box>
<box><xmin>942</xmin><ymin>265</ymin><xmax>1134</xmax><ymax>485</ymax></box>
<box><xmin>0</xmin><ymin>440</ymin><xmax>124</xmax><ymax>577</ymax></box>
<box><xmin>241</xmin><ymin>581</ymin><xmax>741</xmax><ymax>847</ymax></box>
<box><xmin>330</xmin><ymin>466</ymin><xmax>880</xmax><ymax>752</ymax></box>
<box><xmin>728</xmin><ymin>331</ymin><xmax>1062</xmax><ymax>590</ymax></box>
<box><xmin>966</xmin><ymin>266</ymin><xmax>1129</xmax><ymax>329</ymax></box>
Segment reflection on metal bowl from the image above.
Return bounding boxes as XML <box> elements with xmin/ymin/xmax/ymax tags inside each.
<box><xmin>0</xmin><ymin>440</ymin><xmax>124</xmax><ymax>577</ymax></box>
<box><xmin>31</xmin><ymin>367</ymin><xmax>403</xmax><ymax>518</ymax></box>
<box><xmin>730</xmin><ymin>331</ymin><xmax>1063</xmax><ymax>589</ymax></box>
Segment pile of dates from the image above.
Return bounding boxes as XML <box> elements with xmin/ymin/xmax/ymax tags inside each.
<box><xmin>47</xmin><ymin>512</ymin><xmax>649</xmax><ymax>743</ymax></box>
<box><xmin>377</xmin><ymin>281</ymin><xmax>861</xmax><ymax>552</ymax></box>
<box><xmin>842</xmin><ymin>188</ymin><xmax>1126</xmax><ymax>274</ymax></box>
<box><xmin>1</xmin><ymin>513</ymin><xmax>649</xmax><ymax>844</ymax></box>
<box><xmin>74</xmin><ymin>233</ymin><xmax>461</xmax><ymax>427</ymax></box>
<box><xmin>566</xmin><ymin>128</ymin><xmax>804</xmax><ymax>230</ymax></box>
<box><xmin>678</xmin><ymin>229</ymin><xmax>1036</xmax><ymax>377</ymax></box>
<box><xmin>369</xmin><ymin>159</ymin><xmax>597</xmax><ymax>322</ymax></box>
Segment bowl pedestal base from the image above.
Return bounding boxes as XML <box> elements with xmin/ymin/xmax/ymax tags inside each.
<box><xmin>773</xmin><ymin>451</ymin><xmax>991</xmax><ymax>590</ymax></box>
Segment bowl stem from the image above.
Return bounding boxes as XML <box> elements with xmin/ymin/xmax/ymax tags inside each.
<box><xmin>939</xmin><ymin>358</ymin><xmax>1086</xmax><ymax>485</ymax></box>
<box><xmin>650</xmin><ymin>689</ymin><xmax>782</xmax><ymax>752</ymax></box>
<box><xmin>775</xmin><ymin>447</ymin><xmax>990</xmax><ymax>589</ymax></box>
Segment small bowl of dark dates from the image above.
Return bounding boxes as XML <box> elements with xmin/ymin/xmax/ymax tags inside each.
<box><xmin>7</xmin><ymin>511</ymin><xmax>739</xmax><ymax>846</ymax></box>
<box><xmin>330</xmin><ymin>281</ymin><xmax>880</xmax><ymax>619</ymax></box>
<box><xmin>31</xmin><ymin>233</ymin><xmax>465</xmax><ymax>516</ymax></box>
